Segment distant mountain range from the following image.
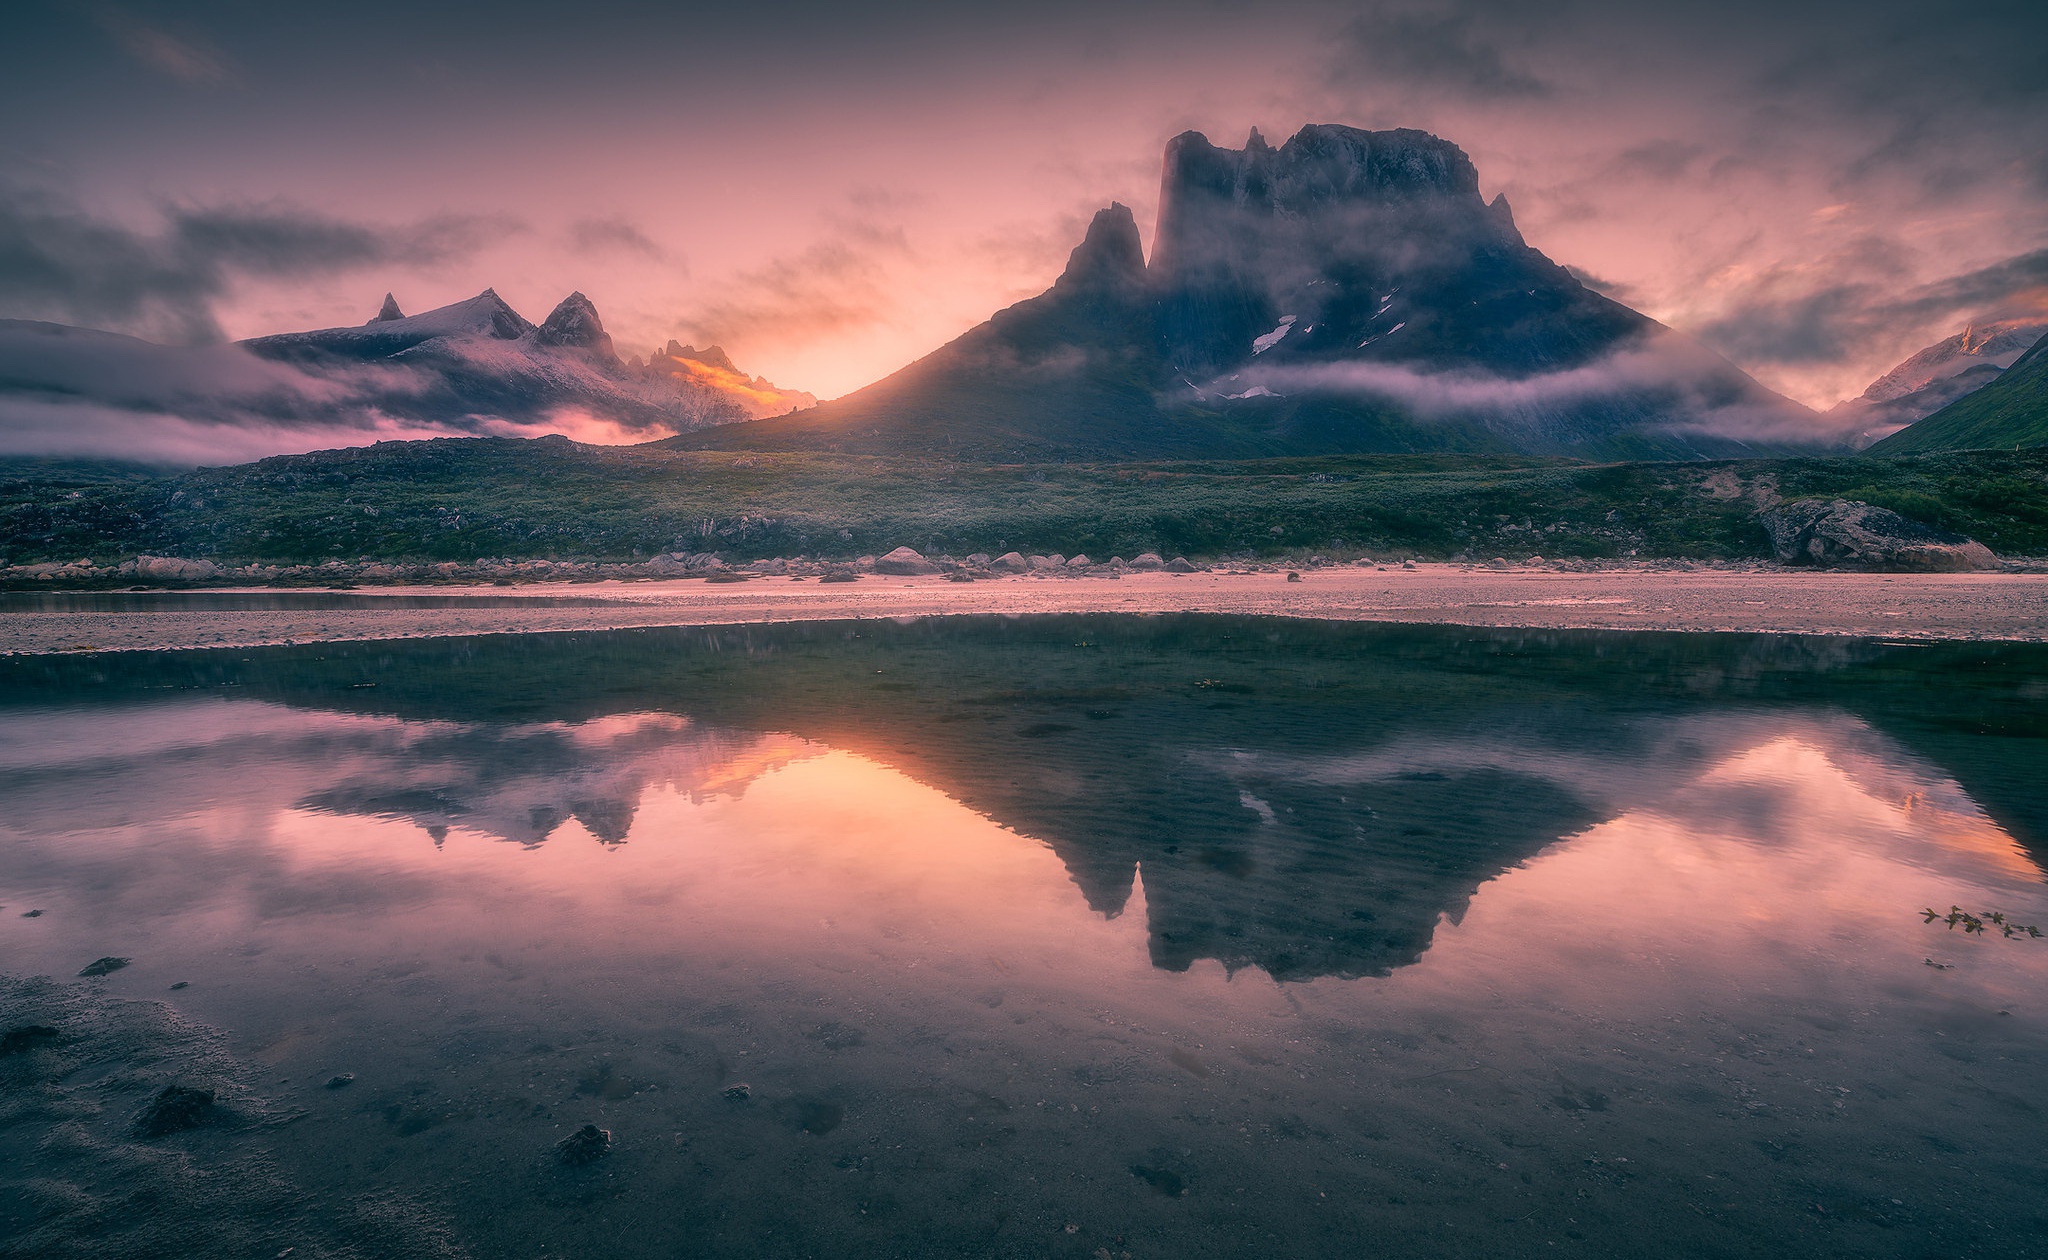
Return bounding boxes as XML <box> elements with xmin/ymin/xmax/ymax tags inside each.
<box><xmin>0</xmin><ymin>291</ymin><xmax>812</xmax><ymax>464</ymax></box>
<box><xmin>668</xmin><ymin>124</ymin><xmax>1833</xmax><ymax>462</ymax></box>
<box><xmin>1829</xmin><ymin>321</ymin><xmax>2046</xmax><ymax>445</ymax></box>
<box><xmin>1870</xmin><ymin>327</ymin><xmax>2048</xmax><ymax>453</ymax></box>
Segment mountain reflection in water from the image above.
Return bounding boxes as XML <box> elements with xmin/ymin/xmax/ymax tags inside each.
<box><xmin>3</xmin><ymin>617</ymin><xmax>2047</xmax><ymax>1260</ymax></box>
<box><xmin>3</xmin><ymin>617</ymin><xmax>2042</xmax><ymax>982</ymax></box>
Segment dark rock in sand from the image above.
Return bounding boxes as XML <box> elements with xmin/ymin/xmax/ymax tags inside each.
<box><xmin>1</xmin><ymin>1024</ymin><xmax>62</xmax><ymax>1054</ymax></box>
<box><xmin>703</xmin><ymin>571</ymin><xmax>749</xmax><ymax>584</ymax></box>
<box><xmin>722</xmin><ymin>1082</ymin><xmax>752</xmax><ymax>1101</ymax></box>
<box><xmin>78</xmin><ymin>956</ymin><xmax>131</xmax><ymax>977</ymax></box>
<box><xmin>21</xmin><ymin>909</ymin><xmax>43</xmax><ymax>917</ymax></box>
<box><xmin>1760</xmin><ymin>498</ymin><xmax>1999</xmax><ymax>571</ymax></box>
<box><xmin>325</xmin><ymin>1073</ymin><xmax>355</xmax><ymax>1089</ymax></box>
<box><xmin>556</xmin><ymin>1123</ymin><xmax>611</xmax><ymax>1164</ymax></box>
<box><xmin>821</xmin><ymin>566</ymin><xmax>860</xmax><ymax>583</ymax></box>
<box><xmin>134</xmin><ymin>1084</ymin><xmax>217</xmax><ymax>1136</ymax></box>
<box><xmin>169</xmin><ymin>981</ymin><xmax>188</xmax><ymax>990</ymax></box>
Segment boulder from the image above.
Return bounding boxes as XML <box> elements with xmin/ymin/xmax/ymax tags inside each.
<box><xmin>1065</xmin><ymin>554</ymin><xmax>1093</xmax><ymax>568</ymax></box>
<box><xmin>965</xmin><ymin>553</ymin><xmax>992</xmax><ymax>566</ymax></box>
<box><xmin>1026</xmin><ymin>554</ymin><xmax>1058</xmax><ymax>570</ymax></box>
<box><xmin>1165</xmin><ymin>556</ymin><xmax>1199</xmax><ymax>573</ymax></box>
<box><xmin>1759</xmin><ymin>499</ymin><xmax>1998</xmax><ymax>572</ymax></box>
<box><xmin>990</xmin><ymin>552</ymin><xmax>1030</xmax><ymax>572</ymax></box>
<box><xmin>1130</xmin><ymin>552</ymin><xmax>1166</xmax><ymax>570</ymax></box>
<box><xmin>874</xmin><ymin>546</ymin><xmax>940</xmax><ymax>575</ymax></box>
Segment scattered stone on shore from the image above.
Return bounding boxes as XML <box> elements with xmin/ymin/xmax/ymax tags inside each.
<box><xmin>324</xmin><ymin>1073</ymin><xmax>355</xmax><ymax>1089</ymax></box>
<box><xmin>722</xmin><ymin>1082</ymin><xmax>752</xmax><ymax>1101</ymax></box>
<box><xmin>990</xmin><ymin>552</ymin><xmax>1029</xmax><ymax>572</ymax></box>
<box><xmin>874</xmin><ymin>546</ymin><xmax>940</xmax><ymax>575</ymax></box>
<box><xmin>1166</xmin><ymin>557</ymin><xmax>1198</xmax><ymax>573</ymax></box>
<box><xmin>78</xmin><ymin>956</ymin><xmax>132</xmax><ymax>977</ymax></box>
<box><xmin>133</xmin><ymin>1084</ymin><xmax>217</xmax><ymax>1137</ymax></box>
<box><xmin>21</xmin><ymin>909</ymin><xmax>43</xmax><ymax>917</ymax></box>
<box><xmin>820</xmin><ymin>566</ymin><xmax>859</xmax><ymax>583</ymax></box>
<box><xmin>556</xmin><ymin>1123</ymin><xmax>612</xmax><ymax>1164</ymax></box>
<box><xmin>1066</xmin><ymin>554</ymin><xmax>1093</xmax><ymax>568</ymax></box>
<box><xmin>1286</xmin><ymin>571</ymin><xmax>1302</xmax><ymax>582</ymax></box>
<box><xmin>169</xmin><ymin>981</ymin><xmax>189</xmax><ymax>990</ymax></box>
<box><xmin>1131</xmin><ymin>552</ymin><xmax>1166</xmax><ymax>570</ymax></box>
<box><xmin>1760</xmin><ymin>499</ymin><xmax>1999</xmax><ymax>572</ymax></box>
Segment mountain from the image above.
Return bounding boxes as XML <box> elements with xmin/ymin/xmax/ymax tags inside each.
<box><xmin>1868</xmin><ymin>330</ymin><xmax>2048</xmax><ymax>453</ymax></box>
<box><xmin>667</xmin><ymin>124</ymin><xmax>1828</xmax><ymax>462</ymax></box>
<box><xmin>1829</xmin><ymin>322</ymin><xmax>2046</xmax><ymax>443</ymax></box>
<box><xmin>243</xmin><ymin>289</ymin><xmax>812</xmax><ymax>429</ymax></box>
<box><xmin>0</xmin><ymin>292</ymin><xmax>813</xmax><ymax>464</ymax></box>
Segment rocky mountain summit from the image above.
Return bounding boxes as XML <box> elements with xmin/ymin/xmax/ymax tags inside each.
<box><xmin>673</xmin><ymin>124</ymin><xmax>1824</xmax><ymax>462</ymax></box>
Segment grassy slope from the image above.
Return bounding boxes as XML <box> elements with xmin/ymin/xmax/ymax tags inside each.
<box><xmin>4</xmin><ymin>437</ymin><xmax>2047</xmax><ymax>566</ymax></box>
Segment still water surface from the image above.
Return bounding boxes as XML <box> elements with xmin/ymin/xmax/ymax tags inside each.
<box><xmin>2</xmin><ymin>617</ymin><xmax>2044</xmax><ymax>1258</ymax></box>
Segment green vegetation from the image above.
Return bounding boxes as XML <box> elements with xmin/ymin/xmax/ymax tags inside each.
<box><xmin>3</xmin><ymin>436</ymin><xmax>2047</xmax><ymax>570</ymax></box>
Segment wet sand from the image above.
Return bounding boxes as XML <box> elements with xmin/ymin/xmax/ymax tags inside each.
<box><xmin>3</xmin><ymin>565</ymin><xmax>2045</xmax><ymax>654</ymax></box>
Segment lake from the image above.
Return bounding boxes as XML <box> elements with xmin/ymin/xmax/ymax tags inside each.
<box><xmin>2</xmin><ymin>616</ymin><xmax>2044</xmax><ymax>1258</ymax></box>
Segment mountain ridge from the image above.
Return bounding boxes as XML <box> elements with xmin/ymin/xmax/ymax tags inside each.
<box><xmin>665</xmin><ymin>123</ymin><xmax>1830</xmax><ymax>463</ymax></box>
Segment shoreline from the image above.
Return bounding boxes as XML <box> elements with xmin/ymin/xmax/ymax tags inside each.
<box><xmin>4</xmin><ymin>565</ymin><xmax>2045</xmax><ymax>654</ymax></box>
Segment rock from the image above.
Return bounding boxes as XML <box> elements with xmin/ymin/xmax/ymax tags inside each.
<box><xmin>1760</xmin><ymin>499</ymin><xmax>1999</xmax><ymax>572</ymax></box>
<box><xmin>820</xmin><ymin>566</ymin><xmax>860</xmax><ymax>583</ymax></box>
<box><xmin>1487</xmin><ymin>557</ymin><xmax>1511</xmax><ymax>569</ymax></box>
<box><xmin>1130</xmin><ymin>552</ymin><xmax>1166</xmax><ymax>570</ymax></box>
<box><xmin>78</xmin><ymin>956</ymin><xmax>131</xmax><ymax>977</ymax></box>
<box><xmin>874</xmin><ymin>546</ymin><xmax>940</xmax><ymax>575</ymax></box>
<box><xmin>989</xmin><ymin>552</ymin><xmax>1029</xmax><ymax>572</ymax></box>
<box><xmin>1401</xmin><ymin>560</ymin><xmax>1418</xmax><ymax>569</ymax></box>
<box><xmin>703</xmin><ymin>572</ymin><xmax>749</xmax><ymax>584</ymax></box>
<box><xmin>1165</xmin><ymin>557</ymin><xmax>1199</xmax><ymax>573</ymax></box>
<box><xmin>722</xmin><ymin>1083</ymin><xmax>752</xmax><ymax>1101</ymax></box>
<box><xmin>134</xmin><ymin>1085</ymin><xmax>216</xmax><ymax>1136</ymax></box>
<box><xmin>965</xmin><ymin>553</ymin><xmax>992</xmax><ymax>566</ymax></box>
<box><xmin>169</xmin><ymin>981</ymin><xmax>188</xmax><ymax>990</ymax></box>
<box><xmin>556</xmin><ymin>1123</ymin><xmax>611</xmax><ymax>1164</ymax></box>
<box><xmin>324</xmin><ymin>1073</ymin><xmax>355</xmax><ymax>1089</ymax></box>
<box><xmin>1065</xmin><ymin>554</ymin><xmax>1093</xmax><ymax>568</ymax></box>
<box><xmin>1026</xmin><ymin>554</ymin><xmax>1059</xmax><ymax>570</ymax></box>
<box><xmin>1286</xmin><ymin>571</ymin><xmax>1303</xmax><ymax>582</ymax></box>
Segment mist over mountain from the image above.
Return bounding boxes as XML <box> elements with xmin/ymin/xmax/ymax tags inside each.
<box><xmin>672</xmin><ymin>124</ymin><xmax>1834</xmax><ymax>462</ymax></box>
<box><xmin>0</xmin><ymin>291</ymin><xmax>812</xmax><ymax>465</ymax></box>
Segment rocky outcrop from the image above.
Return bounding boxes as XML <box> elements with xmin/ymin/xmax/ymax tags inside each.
<box><xmin>369</xmin><ymin>293</ymin><xmax>404</xmax><ymax>323</ymax></box>
<box><xmin>1760</xmin><ymin>499</ymin><xmax>1999</xmax><ymax>571</ymax></box>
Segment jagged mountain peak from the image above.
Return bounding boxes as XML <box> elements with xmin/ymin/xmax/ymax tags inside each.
<box><xmin>369</xmin><ymin>293</ymin><xmax>404</xmax><ymax>324</ymax></box>
<box><xmin>659</xmin><ymin>341</ymin><xmax>740</xmax><ymax>374</ymax></box>
<box><xmin>534</xmin><ymin>291</ymin><xmax>616</xmax><ymax>360</ymax></box>
<box><xmin>1053</xmin><ymin>202</ymin><xmax>1146</xmax><ymax>293</ymax></box>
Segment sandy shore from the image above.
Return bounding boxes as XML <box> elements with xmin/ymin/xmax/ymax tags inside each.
<box><xmin>4</xmin><ymin>564</ymin><xmax>2045</xmax><ymax>654</ymax></box>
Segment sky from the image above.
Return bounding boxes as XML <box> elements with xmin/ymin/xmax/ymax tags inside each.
<box><xmin>3</xmin><ymin>0</ymin><xmax>2045</xmax><ymax>409</ymax></box>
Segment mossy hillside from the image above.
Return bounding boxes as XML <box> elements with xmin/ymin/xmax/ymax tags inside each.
<box><xmin>2</xmin><ymin>437</ymin><xmax>2046</xmax><ymax>567</ymax></box>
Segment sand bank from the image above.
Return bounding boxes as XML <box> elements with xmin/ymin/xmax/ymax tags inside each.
<box><xmin>2</xmin><ymin>565</ymin><xmax>2045</xmax><ymax>655</ymax></box>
